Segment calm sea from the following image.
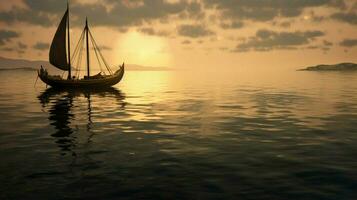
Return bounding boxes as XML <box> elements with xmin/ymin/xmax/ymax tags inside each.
<box><xmin>0</xmin><ymin>69</ymin><xmax>357</xmax><ymax>199</ymax></box>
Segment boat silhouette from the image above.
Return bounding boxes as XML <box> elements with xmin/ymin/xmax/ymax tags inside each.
<box><xmin>38</xmin><ymin>3</ymin><xmax>124</xmax><ymax>88</ymax></box>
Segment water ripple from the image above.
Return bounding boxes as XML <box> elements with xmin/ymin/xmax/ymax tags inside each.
<box><xmin>1</xmin><ymin>70</ymin><xmax>357</xmax><ymax>199</ymax></box>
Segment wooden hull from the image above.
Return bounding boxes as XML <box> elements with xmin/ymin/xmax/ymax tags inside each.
<box><xmin>39</xmin><ymin>66</ymin><xmax>124</xmax><ymax>88</ymax></box>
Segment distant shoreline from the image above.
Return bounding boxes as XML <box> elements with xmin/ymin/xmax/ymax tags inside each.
<box><xmin>299</xmin><ymin>63</ymin><xmax>357</xmax><ymax>71</ymax></box>
<box><xmin>0</xmin><ymin>67</ymin><xmax>37</xmax><ymax>72</ymax></box>
<box><xmin>0</xmin><ymin>67</ymin><xmax>172</xmax><ymax>72</ymax></box>
<box><xmin>0</xmin><ymin>56</ymin><xmax>171</xmax><ymax>71</ymax></box>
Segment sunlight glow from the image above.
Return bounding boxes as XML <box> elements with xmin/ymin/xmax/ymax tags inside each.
<box><xmin>112</xmin><ymin>31</ymin><xmax>172</xmax><ymax>67</ymax></box>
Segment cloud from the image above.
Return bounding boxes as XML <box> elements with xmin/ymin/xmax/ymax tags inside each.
<box><xmin>340</xmin><ymin>39</ymin><xmax>357</xmax><ymax>47</ymax></box>
<box><xmin>0</xmin><ymin>0</ymin><xmax>353</xmax><ymax>57</ymax></box>
<box><xmin>0</xmin><ymin>37</ymin><xmax>27</xmax><ymax>55</ymax></box>
<box><xmin>331</xmin><ymin>12</ymin><xmax>357</xmax><ymax>25</ymax></box>
<box><xmin>204</xmin><ymin>0</ymin><xmax>346</xmax><ymax>22</ymax></box>
<box><xmin>306</xmin><ymin>45</ymin><xmax>319</xmax><ymax>50</ymax></box>
<box><xmin>177</xmin><ymin>24</ymin><xmax>214</xmax><ymax>38</ymax></box>
<box><xmin>0</xmin><ymin>30</ymin><xmax>20</xmax><ymax>46</ymax></box>
<box><xmin>305</xmin><ymin>40</ymin><xmax>333</xmax><ymax>51</ymax></box>
<box><xmin>2</xmin><ymin>0</ymin><xmax>345</xmax><ymax>30</ymax></box>
<box><xmin>178</xmin><ymin>1</ymin><xmax>205</xmax><ymax>20</ymax></box>
<box><xmin>0</xmin><ymin>0</ymin><xmax>66</xmax><ymax>27</ymax></box>
<box><xmin>234</xmin><ymin>29</ymin><xmax>325</xmax><ymax>52</ymax></box>
<box><xmin>1</xmin><ymin>47</ymin><xmax>14</xmax><ymax>52</ymax></box>
<box><xmin>72</xmin><ymin>0</ymin><xmax>199</xmax><ymax>28</ymax></box>
<box><xmin>138</xmin><ymin>27</ymin><xmax>170</xmax><ymax>37</ymax></box>
<box><xmin>278</xmin><ymin>21</ymin><xmax>292</xmax><ymax>28</ymax></box>
<box><xmin>220</xmin><ymin>21</ymin><xmax>244</xmax><ymax>29</ymax></box>
<box><xmin>0</xmin><ymin>0</ymin><xmax>201</xmax><ymax>29</ymax></box>
<box><xmin>18</xmin><ymin>42</ymin><xmax>27</xmax><ymax>49</ymax></box>
<box><xmin>24</xmin><ymin>0</ymin><xmax>66</xmax><ymax>14</ymax></box>
<box><xmin>323</xmin><ymin>40</ymin><xmax>333</xmax><ymax>46</ymax></box>
<box><xmin>33</xmin><ymin>42</ymin><xmax>49</xmax><ymax>50</ymax></box>
<box><xmin>181</xmin><ymin>40</ymin><xmax>191</xmax><ymax>44</ymax></box>
<box><xmin>96</xmin><ymin>45</ymin><xmax>112</xmax><ymax>51</ymax></box>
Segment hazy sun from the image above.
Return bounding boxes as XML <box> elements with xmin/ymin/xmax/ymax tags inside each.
<box><xmin>112</xmin><ymin>31</ymin><xmax>171</xmax><ymax>67</ymax></box>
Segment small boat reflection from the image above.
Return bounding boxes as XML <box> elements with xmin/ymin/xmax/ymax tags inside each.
<box><xmin>38</xmin><ymin>87</ymin><xmax>126</xmax><ymax>155</ymax></box>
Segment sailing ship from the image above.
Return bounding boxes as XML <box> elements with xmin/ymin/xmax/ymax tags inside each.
<box><xmin>38</xmin><ymin>4</ymin><xmax>124</xmax><ymax>88</ymax></box>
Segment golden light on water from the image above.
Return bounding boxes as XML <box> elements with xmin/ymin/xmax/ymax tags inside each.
<box><xmin>120</xmin><ymin>71</ymin><xmax>171</xmax><ymax>100</ymax></box>
<box><xmin>118</xmin><ymin>71</ymin><xmax>173</xmax><ymax>123</ymax></box>
<box><xmin>112</xmin><ymin>31</ymin><xmax>172</xmax><ymax>67</ymax></box>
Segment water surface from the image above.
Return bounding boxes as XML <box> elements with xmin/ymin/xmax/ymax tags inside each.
<box><xmin>0</xmin><ymin>69</ymin><xmax>357</xmax><ymax>199</ymax></box>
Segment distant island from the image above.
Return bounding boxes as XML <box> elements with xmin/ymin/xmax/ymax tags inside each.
<box><xmin>0</xmin><ymin>56</ymin><xmax>170</xmax><ymax>72</ymax></box>
<box><xmin>299</xmin><ymin>63</ymin><xmax>357</xmax><ymax>71</ymax></box>
<box><xmin>0</xmin><ymin>56</ymin><xmax>46</xmax><ymax>71</ymax></box>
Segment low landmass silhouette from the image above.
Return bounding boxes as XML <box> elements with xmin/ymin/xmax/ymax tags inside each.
<box><xmin>0</xmin><ymin>56</ymin><xmax>169</xmax><ymax>71</ymax></box>
<box><xmin>300</xmin><ymin>63</ymin><xmax>357</xmax><ymax>71</ymax></box>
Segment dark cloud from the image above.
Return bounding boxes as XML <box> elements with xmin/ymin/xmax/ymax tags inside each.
<box><xmin>18</xmin><ymin>42</ymin><xmax>27</xmax><ymax>49</ymax></box>
<box><xmin>204</xmin><ymin>0</ymin><xmax>345</xmax><ymax>22</ymax></box>
<box><xmin>33</xmin><ymin>42</ymin><xmax>50</xmax><ymax>50</ymax></box>
<box><xmin>331</xmin><ymin>12</ymin><xmax>357</xmax><ymax>25</ymax></box>
<box><xmin>311</xmin><ymin>15</ymin><xmax>326</xmax><ymax>22</ymax></box>
<box><xmin>306</xmin><ymin>45</ymin><xmax>319</xmax><ymax>50</ymax></box>
<box><xmin>178</xmin><ymin>1</ymin><xmax>205</xmax><ymax>20</ymax></box>
<box><xmin>0</xmin><ymin>0</ymin><xmax>201</xmax><ymax>30</ymax></box>
<box><xmin>340</xmin><ymin>39</ymin><xmax>357</xmax><ymax>47</ymax></box>
<box><xmin>323</xmin><ymin>40</ymin><xmax>333</xmax><ymax>46</ymax></box>
<box><xmin>234</xmin><ymin>29</ymin><xmax>325</xmax><ymax>52</ymax></box>
<box><xmin>1</xmin><ymin>47</ymin><xmax>14</xmax><ymax>52</ymax></box>
<box><xmin>279</xmin><ymin>21</ymin><xmax>292</xmax><ymax>28</ymax></box>
<box><xmin>0</xmin><ymin>36</ymin><xmax>27</xmax><ymax>55</ymax></box>
<box><xmin>138</xmin><ymin>27</ymin><xmax>170</xmax><ymax>37</ymax></box>
<box><xmin>97</xmin><ymin>45</ymin><xmax>112</xmax><ymax>51</ymax></box>
<box><xmin>72</xmin><ymin>0</ymin><xmax>200</xmax><ymax>28</ymax></box>
<box><xmin>182</xmin><ymin>40</ymin><xmax>191</xmax><ymax>44</ymax></box>
<box><xmin>177</xmin><ymin>24</ymin><xmax>214</xmax><ymax>38</ymax></box>
<box><xmin>321</xmin><ymin>46</ymin><xmax>330</xmax><ymax>52</ymax></box>
<box><xmin>0</xmin><ymin>30</ymin><xmax>20</xmax><ymax>46</ymax></box>
<box><xmin>0</xmin><ymin>0</ymin><xmax>66</xmax><ymax>27</ymax></box>
<box><xmin>353</xmin><ymin>2</ymin><xmax>357</xmax><ymax>11</ymax></box>
<box><xmin>220</xmin><ymin>21</ymin><xmax>244</xmax><ymax>29</ymax></box>
<box><xmin>0</xmin><ymin>0</ymin><xmax>353</xmax><ymax>56</ymax></box>
<box><xmin>305</xmin><ymin>40</ymin><xmax>333</xmax><ymax>51</ymax></box>
<box><xmin>24</xmin><ymin>0</ymin><xmax>66</xmax><ymax>14</ymax></box>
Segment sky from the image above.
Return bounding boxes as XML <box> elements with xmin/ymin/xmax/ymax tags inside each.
<box><xmin>0</xmin><ymin>0</ymin><xmax>356</xmax><ymax>71</ymax></box>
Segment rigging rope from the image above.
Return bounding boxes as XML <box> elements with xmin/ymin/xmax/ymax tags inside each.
<box><xmin>71</xmin><ymin>28</ymin><xmax>85</xmax><ymax>79</ymax></box>
<box><xmin>74</xmin><ymin>44</ymin><xmax>81</xmax><ymax>78</ymax></box>
<box><xmin>89</xmin><ymin>29</ymin><xmax>113</xmax><ymax>74</ymax></box>
<box><xmin>89</xmin><ymin>32</ymin><xmax>105</xmax><ymax>75</ymax></box>
<box><xmin>71</xmin><ymin>29</ymin><xmax>85</xmax><ymax>65</ymax></box>
<box><xmin>76</xmin><ymin>36</ymin><xmax>85</xmax><ymax>79</ymax></box>
<box><xmin>69</xmin><ymin>25</ymin><xmax>116</xmax><ymax>78</ymax></box>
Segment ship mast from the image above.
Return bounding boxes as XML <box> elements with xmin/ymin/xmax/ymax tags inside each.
<box><xmin>86</xmin><ymin>18</ymin><xmax>90</xmax><ymax>77</ymax></box>
<box><xmin>67</xmin><ymin>2</ymin><xmax>72</xmax><ymax>79</ymax></box>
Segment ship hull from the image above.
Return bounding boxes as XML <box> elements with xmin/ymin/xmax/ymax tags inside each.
<box><xmin>38</xmin><ymin>66</ymin><xmax>124</xmax><ymax>88</ymax></box>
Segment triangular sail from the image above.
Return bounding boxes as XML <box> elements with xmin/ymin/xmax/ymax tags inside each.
<box><xmin>49</xmin><ymin>9</ymin><xmax>69</xmax><ymax>70</ymax></box>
